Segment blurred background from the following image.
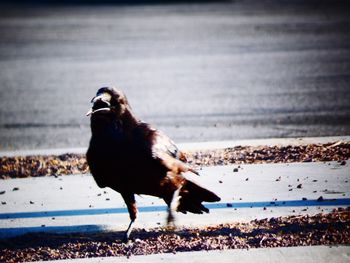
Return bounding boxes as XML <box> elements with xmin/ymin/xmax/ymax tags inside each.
<box><xmin>0</xmin><ymin>0</ymin><xmax>349</xmax><ymax>151</ymax></box>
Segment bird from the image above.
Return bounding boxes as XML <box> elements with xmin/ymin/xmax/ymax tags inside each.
<box><xmin>86</xmin><ymin>87</ymin><xmax>220</xmax><ymax>242</ymax></box>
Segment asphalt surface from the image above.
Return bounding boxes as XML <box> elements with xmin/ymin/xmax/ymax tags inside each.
<box><xmin>1</xmin><ymin>0</ymin><xmax>350</xmax><ymax>151</ymax></box>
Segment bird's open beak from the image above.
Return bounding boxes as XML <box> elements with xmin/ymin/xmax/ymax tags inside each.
<box><xmin>86</xmin><ymin>92</ymin><xmax>112</xmax><ymax>116</ymax></box>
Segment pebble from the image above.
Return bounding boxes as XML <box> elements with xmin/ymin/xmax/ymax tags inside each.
<box><xmin>317</xmin><ymin>196</ymin><xmax>324</xmax><ymax>202</ymax></box>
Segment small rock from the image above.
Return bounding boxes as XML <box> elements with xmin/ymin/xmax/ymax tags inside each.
<box><xmin>30</xmin><ymin>201</ymin><xmax>35</xmax><ymax>204</ymax></box>
<box><xmin>219</xmin><ymin>180</ymin><xmax>223</xmax><ymax>184</ymax></box>
<box><xmin>0</xmin><ymin>191</ymin><xmax>5</xmax><ymax>195</ymax></box>
<box><xmin>302</xmin><ymin>197</ymin><xmax>307</xmax><ymax>201</ymax></box>
<box><xmin>12</xmin><ymin>187</ymin><xmax>19</xmax><ymax>191</ymax></box>
<box><xmin>297</xmin><ymin>184</ymin><xmax>302</xmax><ymax>189</ymax></box>
<box><xmin>340</xmin><ymin>160</ymin><xmax>346</xmax><ymax>166</ymax></box>
<box><xmin>303</xmin><ymin>158</ymin><xmax>312</xmax><ymax>162</ymax></box>
<box><xmin>233</xmin><ymin>168</ymin><xmax>239</xmax><ymax>172</ymax></box>
<box><xmin>317</xmin><ymin>196</ymin><xmax>324</xmax><ymax>202</ymax></box>
<box><xmin>245</xmin><ymin>178</ymin><xmax>249</xmax><ymax>181</ymax></box>
<box><xmin>226</xmin><ymin>203</ymin><xmax>233</xmax><ymax>207</ymax></box>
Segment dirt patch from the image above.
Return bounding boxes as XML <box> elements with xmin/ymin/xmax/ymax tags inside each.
<box><xmin>1</xmin><ymin>141</ymin><xmax>349</xmax><ymax>179</ymax></box>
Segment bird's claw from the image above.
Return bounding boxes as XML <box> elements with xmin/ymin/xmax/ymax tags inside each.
<box><xmin>166</xmin><ymin>212</ymin><xmax>177</xmax><ymax>231</ymax></box>
<box><xmin>122</xmin><ymin>233</ymin><xmax>131</xmax><ymax>244</ymax></box>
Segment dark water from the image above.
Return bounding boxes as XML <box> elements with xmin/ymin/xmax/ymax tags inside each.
<box><xmin>0</xmin><ymin>0</ymin><xmax>350</xmax><ymax>150</ymax></box>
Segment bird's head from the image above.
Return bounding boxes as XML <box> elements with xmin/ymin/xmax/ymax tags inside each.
<box><xmin>86</xmin><ymin>87</ymin><xmax>130</xmax><ymax>118</ymax></box>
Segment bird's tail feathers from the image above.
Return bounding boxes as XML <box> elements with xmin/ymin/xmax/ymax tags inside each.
<box><xmin>177</xmin><ymin>180</ymin><xmax>220</xmax><ymax>214</ymax></box>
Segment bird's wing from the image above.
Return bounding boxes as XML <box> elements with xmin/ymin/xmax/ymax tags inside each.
<box><xmin>151</xmin><ymin>129</ymin><xmax>198</xmax><ymax>175</ymax></box>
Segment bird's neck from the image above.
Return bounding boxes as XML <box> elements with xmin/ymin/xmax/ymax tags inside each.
<box><xmin>90</xmin><ymin>108</ymin><xmax>140</xmax><ymax>135</ymax></box>
<box><xmin>119</xmin><ymin>108</ymin><xmax>139</xmax><ymax>131</ymax></box>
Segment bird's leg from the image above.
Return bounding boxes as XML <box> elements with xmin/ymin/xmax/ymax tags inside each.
<box><xmin>121</xmin><ymin>193</ymin><xmax>137</xmax><ymax>243</ymax></box>
<box><xmin>124</xmin><ymin>219</ymin><xmax>135</xmax><ymax>243</ymax></box>
<box><xmin>167</xmin><ymin>186</ymin><xmax>182</xmax><ymax>229</ymax></box>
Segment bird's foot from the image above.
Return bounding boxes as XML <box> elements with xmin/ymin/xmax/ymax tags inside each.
<box><xmin>165</xmin><ymin>224</ymin><xmax>176</xmax><ymax>232</ymax></box>
<box><xmin>122</xmin><ymin>219</ymin><xmax>135</xmax><ymax>243</ymax></box>
<box><xmin>122</xmin><ymin>233</ymin><xmax>130</xmax><ymax>244</ymax></box>
<box><xmin>166</xmin><ymin>213</ymin><xmax>176</xmax><ymax>231</ymax></box>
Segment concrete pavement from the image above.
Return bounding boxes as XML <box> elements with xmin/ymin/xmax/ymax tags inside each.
<box><xmin>0</xmin><ymin>139</ymin><xmax>349</xmax><ymax>238</ymax></box>
<box><xmin>0</xmin><ymin>136</ymin><xmax>349</xmax><ymax>263</ymax></box>
<box><xmin>42</xmin><ymin>245</ymin><xmax>350</xmax><ymax>263</ymax></box>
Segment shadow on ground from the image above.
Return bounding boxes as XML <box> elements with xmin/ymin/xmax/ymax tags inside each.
<box><xmin>0</xmin><ymin>210</ymin><xmax>349</xmax><ymax>262</ymax></box>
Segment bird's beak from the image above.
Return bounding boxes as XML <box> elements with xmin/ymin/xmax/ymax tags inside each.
<box><xmin>86</xmin><ymin>108</ymin><xmax>94</xmax><ymax>116</ymax></box>
<box><xmin>86</xmin><ymin>92</ymin><xmax>112</xmax><ymax>116</ymax></box>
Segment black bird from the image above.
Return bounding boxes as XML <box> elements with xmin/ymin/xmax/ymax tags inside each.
<box><xmin>86</xmin><ymin>87</ymin><xmax>220</xmax><ymax>241</ymax></box>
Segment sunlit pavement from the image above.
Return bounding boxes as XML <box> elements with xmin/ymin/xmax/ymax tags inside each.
<box><xmin>45</xmin><ymin>245</ymin><xmax>350</xmax><ymax>263</ymax></box>
<box><xmin>0</xmin><ymin>137</ymin><xmax>349</xmax><ymax>261</ymax></box>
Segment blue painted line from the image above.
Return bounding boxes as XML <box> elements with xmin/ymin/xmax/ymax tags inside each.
<box><xmin>206</xmin><ymin>198</ymin><xmax>350</xmax><ymax>210</ymax></box>
<box><xmin>0</xmin><ymin>198</ymin><xmax>349</xmax><ymax>220</ymax></box>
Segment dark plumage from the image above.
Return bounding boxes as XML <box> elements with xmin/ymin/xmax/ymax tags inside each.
<box><xmin>86</xmin><ymin>87</ymin><xmax>220</xmax><ymax>241</ymax></box>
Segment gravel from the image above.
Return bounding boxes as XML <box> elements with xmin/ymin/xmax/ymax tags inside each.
<box><xmin>0</xmin><ymin>141</ymin><xmax>349</xmax><ymax>179</ymax></box>
<box><xmin>0</xmin><ymin>208</ymin><xmax>349</xmax><ymax>262</ymax></box>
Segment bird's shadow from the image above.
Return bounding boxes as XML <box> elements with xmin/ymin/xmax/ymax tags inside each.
<box><xmin>0</xmin><ymin>219</ymin><xmax>344</xmax><ymax>250</ymax></box>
